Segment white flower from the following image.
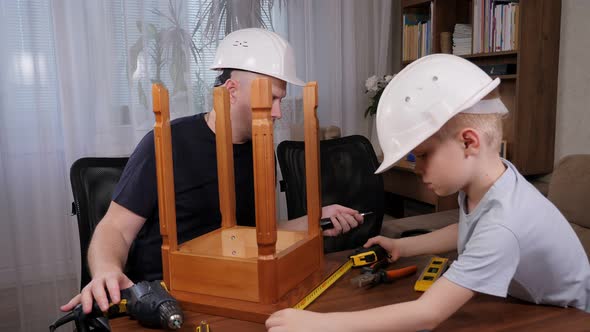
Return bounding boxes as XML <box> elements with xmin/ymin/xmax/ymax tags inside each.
<box><xmin>365</xmin><ymin>75</ymin><xmax>379</xmax><ymax>92</ymax></box>
<box><xmin>364</xmin><ymin>73</ymin><xmax>395</xmax><ymax>117</ymax></box>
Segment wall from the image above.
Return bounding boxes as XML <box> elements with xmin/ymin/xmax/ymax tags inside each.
<box><xmin>554</xmin><ymin>0</ymin><xmax>590</xmax><ymax>163</ymax></box>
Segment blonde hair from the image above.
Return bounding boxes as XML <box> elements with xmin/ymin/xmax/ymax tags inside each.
<box><xmin>434</xmin><ymin>90</ymin><xmax>505</xmax><ymax>153</ymax></box>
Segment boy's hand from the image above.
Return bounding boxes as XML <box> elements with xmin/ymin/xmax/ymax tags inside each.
<box><xmin>60</xmin><ymin>270</ymin><xmax>134</xmax><ymax>314</ymax></box>
<box><xmin>320</xmin><ymin>204</ymin><xmax>364</xmax><ymax>237</ymax></box>
<box><xmin>266</xmin><ymin>308</ymin><xmax>340</xmax><ymax>332</ymax></box>
<box><xmin>364</xmin><ymin>236</ymin><xmax>402</xmax><ymax>262</ymax></box>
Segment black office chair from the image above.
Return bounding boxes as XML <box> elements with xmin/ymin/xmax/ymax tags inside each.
<box><xmin>70</xmin><ymin>157</ymin><xmax>128</xmax><ymax>290</ymax></box>
<box><xmin>277</xmin><ymin>135</ymin><xmax>385</xmax><ymax>253</ymax></box>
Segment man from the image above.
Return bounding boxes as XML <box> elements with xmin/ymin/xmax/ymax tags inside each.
<box><xmin>61</xmin><ymin>28</ymin><xmax>364</xmax><ymax>315</ymax></box>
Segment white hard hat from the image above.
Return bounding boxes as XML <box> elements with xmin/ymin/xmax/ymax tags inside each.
<box><xmin>375</xmin><ymin>54</ymin><xmax>507</xmax><ymax>174</ymax></box>
<box><xmin>210</xmin><ymin>28</ymin><xmax>305</xmax><ymax>86</ymax></box>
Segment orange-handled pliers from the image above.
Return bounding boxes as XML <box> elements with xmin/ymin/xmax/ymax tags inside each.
<box><xmin>351</xmin><ymin>265</ymin><xmax>418</xmax><ymax>288</ymax></box>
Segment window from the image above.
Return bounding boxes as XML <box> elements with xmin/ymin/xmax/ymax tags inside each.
<box><xmin>110</xmin><ymin>0</ymin><xmax>277</xmax><ymax>129</ymax></box>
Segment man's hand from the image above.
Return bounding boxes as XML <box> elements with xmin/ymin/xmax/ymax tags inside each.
<box><xmin>321</xmin><ymin>204</ymin><xmax>364</xmax><ymax>237</ymax></box>
<box><xmin>364</xmin><ymin>235</ymin><xmax>402</xmax><ymax>262</ymax></box>
<box><xmin>60</xmin><ymin>271</ymin><xmax>134</xmax><ymax>314</ymax></box>
<box><xmin>266</xmin><ymin>308</ymin><xmax>340</xmax><ymax>332</ymax></box>
<box><xmin>62</xmin><ymin>202</ymin><xmax>144</xmax><ymax>314</ymax></box>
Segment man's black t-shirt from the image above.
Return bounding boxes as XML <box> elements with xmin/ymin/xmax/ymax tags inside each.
<box><xmin>112</xmin><ymin>113</ymin><xmax>255</xmax><ymax>282</ymax></box>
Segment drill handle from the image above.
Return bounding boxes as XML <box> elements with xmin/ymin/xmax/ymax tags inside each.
<box><xmin>49</xmin><ymin>303</ymin><xmax>111</xmax><ymax>332</ymax></box>
<box><xmin>49</xmin><ymin>310</ymin><xmax>77</xmax><ymax>332</ymax></box>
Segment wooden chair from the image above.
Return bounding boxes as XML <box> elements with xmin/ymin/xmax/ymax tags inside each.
<box><xmin>151</xmin><ymin>79</ymin><xmax>338</xmax><ymax>322</ymax></box>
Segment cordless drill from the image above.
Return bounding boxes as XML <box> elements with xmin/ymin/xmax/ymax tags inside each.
<box><xmin>50</xmin><ymin>280</ymin><xmax>184</xmax><ymax>331</ymax></box>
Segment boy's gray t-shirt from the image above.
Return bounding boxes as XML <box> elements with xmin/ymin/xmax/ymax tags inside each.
<box><xmin>443</xmin><ymin>160</ymin><xmax>590</xmax><ymax>312</ymax></box>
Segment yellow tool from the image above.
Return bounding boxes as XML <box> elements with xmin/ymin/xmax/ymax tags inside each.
<box><xmin>196</xmin><ymin>320</ymin><xmax>210</xmax><ymax>332</ymax></box>
<box><xmin>349</xmin><ymin>244</ymin><xmax>390</xmax><ymax>267</ymax></box>
<box><xmin>414</xmin><ymin>256</ymin><xmax>449</xmax><ymax>292</ymax></box>
<box><xmin>293</xmin><ymin>260</ymin><xmax>353</xmax><ymax>310</ymax></box>
<box><xmin>294</xmin><ymin>244</ymin><xmax>391</xmax><ymax>310</ymax></box>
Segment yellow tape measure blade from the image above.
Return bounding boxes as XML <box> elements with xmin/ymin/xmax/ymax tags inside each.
<box><xmin>293</xmin><ymin>260</ymin><xmax>353</xmax><ymax>310</ymax></box>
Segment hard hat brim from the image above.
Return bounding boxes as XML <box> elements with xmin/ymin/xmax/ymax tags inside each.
<box><xmin>210</xmin><ymin>66</ymin><xmax>305</xmax><ymax>87</ymax></box>
<box><xmin>375</xmin><ymin>156</ymin><xmax>398</xmax><ymax>174</ymax></box>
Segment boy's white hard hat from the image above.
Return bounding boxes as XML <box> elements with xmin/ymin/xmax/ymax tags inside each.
<box><xmin>210</xmin><ymin>28</ymin><xmax>305</xmax><ymax>86</ymax></box>
<box><xmin>375</xmin><ymin>54</ymin><xmax>506</xmax><ymax>174</ymax></box>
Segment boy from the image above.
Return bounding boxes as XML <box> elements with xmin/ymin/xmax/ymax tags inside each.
<box><xmin>266</xmin><ymin>54</ymin><xmax>590</xmax><ymax>331</ymax></box>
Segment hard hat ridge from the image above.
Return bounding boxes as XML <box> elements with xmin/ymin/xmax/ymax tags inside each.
<box><xmin>210</xmin><ymin>28</ymin><xmax>305</xmax><ymax>86</ymax></box>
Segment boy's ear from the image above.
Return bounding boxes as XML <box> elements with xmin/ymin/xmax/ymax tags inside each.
<box><xmin>460</xmin><ymin>128</ymin><xmax>480</xmax><ymax>156</ymax></box>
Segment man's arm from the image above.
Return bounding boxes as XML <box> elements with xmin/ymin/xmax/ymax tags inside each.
<box><xmin>277</xmin><ymin>204</ymin><xmax>363</xmax><ymax>236</ymax></box>
<box><xmin>61</xmin><ymin>201</ymin><xmax>145</xmax><ymax>313</ymax></box>
<box><xmin>266</xmin><ymin>277</ymin><xmax>474</xmax><ymax>332</ymax></box>
<box><xmin>87</xmin><ymin>201</ymin><xmax>145</xmax><ymax>278</ymax></box>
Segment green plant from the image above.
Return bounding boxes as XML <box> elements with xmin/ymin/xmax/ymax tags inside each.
<box><xmin>129</xmin><ymin>0</ymin><xmax>286</xmax><ymax>110</ymax></box>
<box><xmin>129</xmin><ymin>0</ymin><xmax>199</xmax><ymax>108</ymax></box>
<box><xmin>196</xmin><ymin>0</ymin><xmax>285</xmax><ymax>42</ymax></box>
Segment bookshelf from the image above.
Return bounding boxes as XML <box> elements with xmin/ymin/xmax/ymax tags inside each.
<box><xmin>399</xmin><ymin>0</ymin><xmax>562</xmax><ymax>175</ymax></box>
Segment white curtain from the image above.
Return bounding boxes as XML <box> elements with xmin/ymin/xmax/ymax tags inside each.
<box><xmin>281</xmin><ymin>0</ymin><xmax>400</xmax><ymax>155</ymax></box>
<box><xmin>273</xmin><ymin>0</ymin><xmax>399</xmax><ymax>219</ymax></box>
<box><xmin>0</xmin><ymin>0</ymin><xmax>398</xmax><ymax>330</ymax></box>
<box><xmin>0</xmin><ymin>0</ymin><xmax>260</xmax><ymax>330</ymax></box>
<box><xmin>0</xmin><ymin>1</ymin><xmax>80</xmax><ymax>330</ymax></box>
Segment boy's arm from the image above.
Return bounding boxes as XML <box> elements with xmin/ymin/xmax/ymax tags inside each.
<box><xmin>266</xmin><ymin>276</ymin><xmax>474</xmax><ymax>332</ymax></box>
<box><xmin>365</xmin><ymin>223</ymin><xmax>458</xmax><ymax>260</ymax></box>
<box><xmin>398</xmin><ymin>223</ymin><xmax>458</xmax><ymax>256</ymax></box>
<box><xmin>333</xmin><ymin>277</ymin><xmax>474</xmax><ymax>331</ymax></box>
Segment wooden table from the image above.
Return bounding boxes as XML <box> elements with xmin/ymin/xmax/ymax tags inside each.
<box><xmin>111</xmin><ymin>251</ymin><xmax>590</xmax><ymax>331</ymax></box>
<box><xmin>382</xmin><ymin>159</ymin><xmax>458</xmax><ymax>217</ymax></box>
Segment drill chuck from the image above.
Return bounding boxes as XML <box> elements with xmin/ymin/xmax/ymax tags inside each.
<box><xmin>167</xmin><ymin>313</ymin><xmax>183</xmax><ymax>329</ymax></box>
<box><xmin>124</xmin><ymin>280</ymin><xmax>184</xmax><ymax>330</ymax></box>
<box><xmin>157</xmin><ymin>300</ymin><xmax>183</xmax><ymax>329</ymax></box>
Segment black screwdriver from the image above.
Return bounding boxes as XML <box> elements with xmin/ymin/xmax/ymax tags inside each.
<box><xmin>320</xmin><ymin>211</ymin><xmax>373</xmax><ymax>230</ymax></box>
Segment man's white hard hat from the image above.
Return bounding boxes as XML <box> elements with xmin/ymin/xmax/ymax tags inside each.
<box><xmin>375</xmin><ymin>54</ymin><xmax>508</xmax><ymax>174</ymax></box>
<box><xmin>210</xmin><ymin>28</ymin><xmax>305</xmax><ymax>86</ymax></box>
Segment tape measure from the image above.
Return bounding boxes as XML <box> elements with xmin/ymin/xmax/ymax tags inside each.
<box><xmin>293</xmin><ymin>260</ymin><xmax>353</xmax><ymax>310</ymax></box>
<box><xmin>414</xmin><ymin>256</ymin><xmax>449</xmax><ymax>292</ymax></box>
<box><xmin>349</xmin><ymin>245</ymin><xmax>389</xmax><ymax>267</ymax></box>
